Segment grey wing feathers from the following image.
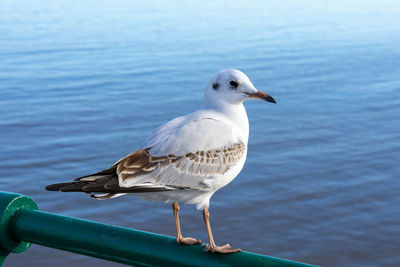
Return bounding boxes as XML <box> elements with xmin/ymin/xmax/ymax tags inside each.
<box><xmin>117</xmin><ymin>143</ymin><xmax>246</xmax><ymax>188</ymax></box>
<box><xmin>177</xmin><ymin>143</ymin><xmax>246</xmax><ymax>176</ymax></box>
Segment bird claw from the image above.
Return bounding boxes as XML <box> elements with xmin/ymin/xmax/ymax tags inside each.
<box><xmin>205</xmin><ymin>243</ymin><xmax>242</xmax><ymax>254</ymax></box>
<box><xmin>177</xmin><ymin>236</ymin><xmax>202</xmax><ymax>245</ymax></box>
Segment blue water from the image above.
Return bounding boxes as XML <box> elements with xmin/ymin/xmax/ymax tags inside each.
<box><xmin>1</xmin><ymin>1</ymin><xmax>400</xmax><ymax>266</ymax></box>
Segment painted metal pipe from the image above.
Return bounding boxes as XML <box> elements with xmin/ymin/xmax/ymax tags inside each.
<box><xmin>0</xmin><ymin>192</ymin><xmax>316</xmax><ymax>266</ymax></box>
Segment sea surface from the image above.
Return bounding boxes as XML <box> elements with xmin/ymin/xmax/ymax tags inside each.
<box><xmin>1</xmin><ymin>1</ymin><xmax>400</xmax><ymax>266</ymax></box>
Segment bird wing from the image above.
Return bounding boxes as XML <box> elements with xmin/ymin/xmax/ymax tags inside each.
<box><xmin>119</xmin><ymin>115</ymin><xmax>246</xmax><ymax>189</ymax></box>
<box><xmin>142</xmin><ymin>111</ymin><xmax>243</xmax><ymax>156</ymax></box>
<box><xmin>46</xmin><ymin>114</ymin><xmax>247</xmax><ymax>195</ymax></box>
<box><xmin>117</xmin><ymin>143</ymin><xmax>246</xmax><ymax>189</ymax></box>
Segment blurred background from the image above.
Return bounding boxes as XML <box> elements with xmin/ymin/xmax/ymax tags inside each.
<box><xmin>1</xmin><ymin>0</ymin><xmax>399</xmax><ymax>266</ymax></box>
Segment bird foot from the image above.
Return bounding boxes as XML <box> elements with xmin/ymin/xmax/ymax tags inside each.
<box><xmin>177</xmin><ymin>236</ymin><xmax>202</xmax><ymax>245</ymax></box>
<box><xmin>205</xmin><ymin>243</ymin><xmax>241</xmax><ymax>254</ymax></box>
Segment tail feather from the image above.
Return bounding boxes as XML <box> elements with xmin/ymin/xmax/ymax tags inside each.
<box><xmin>46</xmin><ymin>174</ymin><xmax>117</xmax><ymax>193</ymax></box>
<box><xmin>45</xmin><ymin>182</ymin><xmax>80</xmax><ymax>192</ymax></box>
<box><xmin>74</xmin><ymin>165</ymin><xmax>117</xmax><ymax>181</ymax></box>
<box><xmin>46</xmin><ymin>164</ymin><xmax>119</xmax><ymax>193</ymax></box>
<box><xmin>45</xmin><ymin>180</ymin><xmax>110</xmax><ymax>192</ymax></box>
<box><xmin>91</xmin><ymin>193</ymin><xmax>126</xmax><ymax>199</ymax></box>
<box><xmin>46</xmin><ymin>161</ymin><xmax>189</xmax><ymax>198</ymax></box>
<box><xmin>46</xmin><ymin>171</ymin><xmax>183</xmax><ymax>197</ymax></box>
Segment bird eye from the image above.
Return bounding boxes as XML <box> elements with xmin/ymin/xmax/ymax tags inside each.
<box><xmin>229</xmin><ymin>80</ymin><xmax>239</xmax><ymax>88</ymax></box>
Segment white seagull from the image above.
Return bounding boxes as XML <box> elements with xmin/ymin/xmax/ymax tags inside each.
<box><xmin>46</xmin><ymin>69</ymin><xmax>276</xmax><ymax>253</ymax></box>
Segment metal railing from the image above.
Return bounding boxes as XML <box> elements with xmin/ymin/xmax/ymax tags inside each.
<box><xmin>0</xmin><ymin>191</ymin><xmax>316</xmax><ymax>266</ymax></box>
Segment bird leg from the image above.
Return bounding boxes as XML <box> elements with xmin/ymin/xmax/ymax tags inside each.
<box><xmin>172</xmin><ymin>202</ymin><xmax>201</xmax><ymax>245</ymax></box>
<box><xmin>202</xmin><ymin>205</ymin><xmax>241</xmax><ymax>254</ymax></box>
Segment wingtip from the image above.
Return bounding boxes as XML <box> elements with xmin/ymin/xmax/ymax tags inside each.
<box><xmin>45</xmin><ymin>184</ymin><xmax>60</xmax><ymax>191</ymax></box>
<box><xmin>45</xmin><ymin>182</ymin><xmax>81</xmax><ymax>192</ymax></box>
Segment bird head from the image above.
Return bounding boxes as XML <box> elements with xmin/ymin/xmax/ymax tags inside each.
<box><xmin>204</xmin><ymin>69</ymin><xmax>276</xmax><ymax>107</ymax></box>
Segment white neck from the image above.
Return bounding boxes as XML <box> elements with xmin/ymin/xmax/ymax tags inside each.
<box><xmin>205</xmin><ymin>99</ymin><xmax>249</xmax><ymax>144</ymax></box>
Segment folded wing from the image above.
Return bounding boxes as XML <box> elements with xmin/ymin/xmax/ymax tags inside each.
<box><xmin>46</xmin><ymin>116</ymin><xmax>247</xmax><ymax>198</ymax></box>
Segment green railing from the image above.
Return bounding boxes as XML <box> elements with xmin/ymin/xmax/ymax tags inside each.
<box><xmin>0</xmin><ymin>191</ymin><xmax>316</xmax><ymax>266</ymax></box>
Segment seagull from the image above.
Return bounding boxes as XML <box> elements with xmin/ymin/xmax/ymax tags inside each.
<box><xmin>46</xmin><ymin>69</ymin><xmax>276</xmax><ymax>254</ymax></box>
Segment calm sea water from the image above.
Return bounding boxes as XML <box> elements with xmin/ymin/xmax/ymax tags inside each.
<box><xmin>1</xmin><ymin>1</ymin><xmax>400</xmax><ymax>266</ymax></box>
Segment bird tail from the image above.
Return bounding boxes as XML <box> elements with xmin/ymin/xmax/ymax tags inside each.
<box><xmin>45</xmin><ymin>166</ymin><xmax>122</xmax><ymax>199</ymax></box>
<box><xmin>45</xmin><ymin>164</ymin><xmax>183</xmax><ymax>200</ymax></box>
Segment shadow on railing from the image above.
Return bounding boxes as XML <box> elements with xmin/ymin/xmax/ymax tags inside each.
<box><xmin>0</xmin><ymin>191</ymin><xmax>316</xmax><ymax>266</ymax></box>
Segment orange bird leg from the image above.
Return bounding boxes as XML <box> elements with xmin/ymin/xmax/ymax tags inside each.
<box><xmin>172</xmin><ymin>202</ymin><xmax>201</xmax><ymax>245</ymax></box>
<box><xmin>202</xmin><ymin>205</ymin><xmax>241</xmax><ymax>254</ymax></box>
